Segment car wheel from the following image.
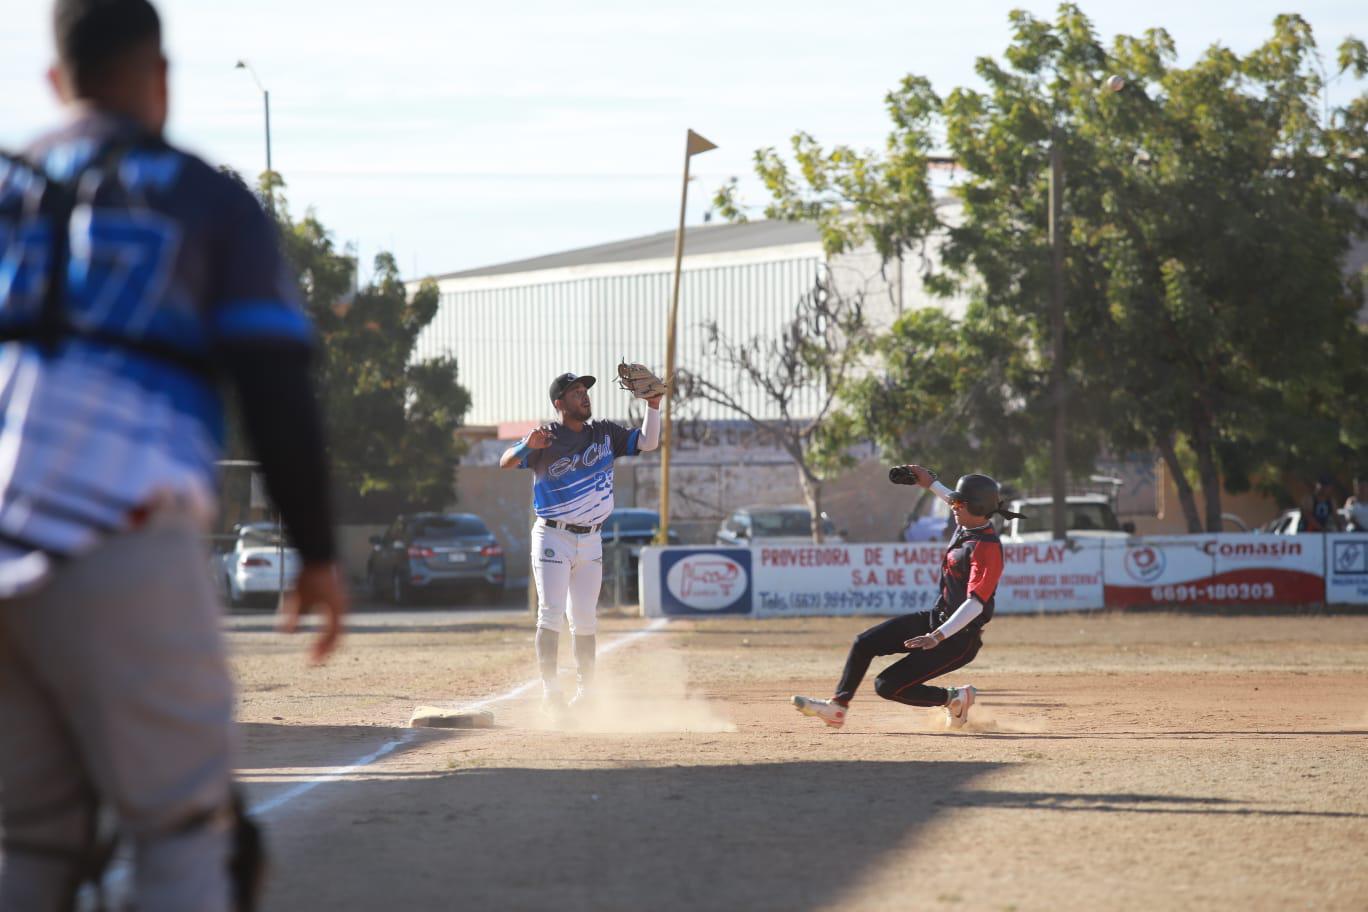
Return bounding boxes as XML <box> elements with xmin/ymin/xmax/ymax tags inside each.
<box><xmin>480</xmin><ymin>583</ymin><xmax>503</xmax><ymax>605</ymax></box>
<box><xmin>226</xmin><ymin>575</ymin><xmax>244</xmax><ymax>609</ymax></box>
<box><xmin>391</xmin><ymin>573</ymin><xmax>408</xmax><ymax>606</ymax></box>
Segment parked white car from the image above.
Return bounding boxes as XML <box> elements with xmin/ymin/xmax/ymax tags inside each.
<box><xmin>715</xmin><ymin>505</ymin><xmax>845</xmax><ymax>546</ymax></box>
<box><xmin>1002</xmin><ymin>494</ymin><xmax>1133</xmax><ymax>542</ymax></box>
<box><xmin>217</xmin><ymin>522</ymin><xmax>300</xmax><ymax>608</ymax></box>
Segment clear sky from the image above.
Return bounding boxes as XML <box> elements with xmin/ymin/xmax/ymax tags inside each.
<box><xmin>2</xmin><ymin>1</ymin><xmax>1363</xmax><ymax>282</ymax></box>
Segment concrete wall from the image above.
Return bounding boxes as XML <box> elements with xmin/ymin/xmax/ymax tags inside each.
<box><xmin>454</xmin><ymin>465</ymin><xmax>535</xmax><ymax>582</ymax></box>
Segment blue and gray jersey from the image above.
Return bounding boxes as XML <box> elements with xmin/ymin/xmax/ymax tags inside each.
<box><xmin>0</xmin><ymin>112</ymin><xmax>314</xmax><ymax>592</ymax></box>
<box><xmin>521</xmin><ymin>420</ymin><xmax>640</xmax><ymax>527</ymax></box>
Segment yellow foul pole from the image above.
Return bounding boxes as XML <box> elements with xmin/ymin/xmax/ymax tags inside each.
<box><xmin>658</xmin><ymin>129</ymin><xmax>716</xmax><ymax>545</ymax></box>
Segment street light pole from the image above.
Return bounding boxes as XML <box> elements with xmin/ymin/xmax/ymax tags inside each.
<box><xmin>234</xmin><ymin>60</ymin><xmax>273</xmax><ymax>213</ymax></box>
<box><xmin>657</xmin><ymin>129</ymin><xmax>716</xmax><ymax>545</ymax></box>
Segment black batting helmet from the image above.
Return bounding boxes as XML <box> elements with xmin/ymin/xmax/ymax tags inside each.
<box><xmin>947</xmin><ymin>474</ymin><xmax>1003</xmax><ymax>517</ymax></box>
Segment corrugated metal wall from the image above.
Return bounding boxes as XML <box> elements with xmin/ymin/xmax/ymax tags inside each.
<box><xmin>416</xmin><ymin>255</ymin><xmax>826</xmax><ymax>425</ymax></box>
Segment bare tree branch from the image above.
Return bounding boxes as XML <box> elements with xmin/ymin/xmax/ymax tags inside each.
<box><xmin>678</xmin><ymin>270</ymin><xmax>869</xmax><ymax>542</ymax></box>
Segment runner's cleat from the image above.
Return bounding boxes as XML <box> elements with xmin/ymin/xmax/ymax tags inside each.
<box><xmin>791</xmin><ymin>695</ymin><xmax>847</xmax><ymax>729</ymax></box>
<box><xmin>945</xmin><ymin>685</ymin><xmax>977</xmax><ymax>729</ymax></box>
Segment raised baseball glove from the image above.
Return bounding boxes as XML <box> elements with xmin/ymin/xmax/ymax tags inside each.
<box><xmin>888</xmin><ymin>465</ymin><xmax>937</xmax><ymax>486</ymax></box>
<box><xmin>616</xmin><ymin>360</ymin><xmax>668</xmax><ymax>399</ymax></box>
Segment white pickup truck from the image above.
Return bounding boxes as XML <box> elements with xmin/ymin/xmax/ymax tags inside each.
<box><xmin>1001</xmin><ymin>494</ymin><xmax>1134</xmax><ymax>541</ymax></box>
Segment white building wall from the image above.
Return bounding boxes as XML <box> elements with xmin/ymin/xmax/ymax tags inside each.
<box><xmin>416</xmin><ymin>249</ymin><xmax>825</xmax><ymax>426</ymax></box>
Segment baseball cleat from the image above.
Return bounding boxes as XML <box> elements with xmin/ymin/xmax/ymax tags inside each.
<box><xmin>568</xmin><ymin>686</ymin><xmax>596</xmax><ymax>712</ymax></box>
<box><xmin>792</xmin><ymin>695</ymin><xmax>847</xmax><ymax>729</ymax></box>
<box><xmin>541</xmin><ymin>691</ymin><xmax>569</xmax><ymax>725</ymax></box>
<box><xmin>945</xmin><ymin>685</ymin><xmax>977</xmax><ymax>729</ymax></box>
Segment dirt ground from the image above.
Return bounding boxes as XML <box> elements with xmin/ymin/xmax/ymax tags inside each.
<box><xmin>229</xmin><ymin>608</ymin><xmax>1368</xmax><ymax>912</ymax></box>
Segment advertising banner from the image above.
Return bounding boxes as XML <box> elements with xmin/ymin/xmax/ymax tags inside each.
<box><xmin>642</xmin><ymin>533</ymin><xmax>1340</xmax><ymax>620</ymax></box>
<box><xmin>752</xmin><ymin>543</ymin><xmax>942</xmax><ymax>618</ymax></box>
<box><xmin>1208</xmin><ymin>534</ymin><xmax>1324</xmax><ymax>603</ymax></box>
<box><xmin>996</xmin><ymin>540</ymin><xmax>1105</xmax><ymax>613</ymax></box>
<box><xmin>1326</xmin><ymin>535</ymin><xmax>1368</xmax><ymax>605</ymax></box>
<box><xmin>1103</xmin><ymin>535</ymin><xmax>1324</xmax><ymax>606</ymax></box>
<box><xmin>651</xmin><ymin>548</ymin><xmax>753</xmax><ymax>616</ymax></box>
<box><xmin>1102</xmin><ymin>537</ymin><xmax>1213</xmax><ymax>607</ymax></box>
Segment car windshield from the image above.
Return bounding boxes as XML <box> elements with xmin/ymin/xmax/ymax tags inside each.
<box><xmin>751</xmin><ymin>510</ymin><xmax>814</xmax><ymax>537</ymax></box>
<box><xmin>606</xmin><ymin>512</ymin><xmax>658</xmax><ymax>533</ymax></box>
<box><xmin>413</xmin><ymin>516</ymin><xmax>488</xmax><ymax>538</ymax></box>
<box><xmin>1015</xmin><ymin>503</ymin><xmax>1121</xmax><ymax>534</ymax></box>
<box><xmin>239</xmin><ymin>526</ymin><xmax>285</xmax><ymax>547</ymax></box>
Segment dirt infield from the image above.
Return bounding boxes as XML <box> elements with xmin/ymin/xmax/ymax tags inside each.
<box><xmin>230</xmin><ymin>610</ymin><xmax>1368</xmax><ymax>911</ymax></box>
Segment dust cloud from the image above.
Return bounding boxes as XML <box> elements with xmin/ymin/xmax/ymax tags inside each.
<box><xmin>543</xmin><ymin>647</ymin><xmax>736</xmax><ymax>734</ymax></box>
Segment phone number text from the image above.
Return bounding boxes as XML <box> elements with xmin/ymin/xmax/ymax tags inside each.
<box><xmin>1150</xmin><ymin>582</ymin><xmax>1276</xmax><ymax>602</ymax></box>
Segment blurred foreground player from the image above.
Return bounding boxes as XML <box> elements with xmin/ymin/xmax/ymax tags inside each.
<box><xmin>0</xmin><ymin>1</ymin><xmax>346</xmax><ymax>909</ymax></box>
<box><xmin>792</xmin><ymin>465</ymin><xmax>1021</xmax><ymax>730</ymax></box>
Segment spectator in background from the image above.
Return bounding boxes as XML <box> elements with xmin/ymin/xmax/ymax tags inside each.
<box><xmin>1308</xmin><ymin>478</ymin><xmax>1344</xmax><ymax>532</ymax></box>
<box><xmin>1343</xmin><ymin>477</ymin><xmax>1368</xmax><ymax>532</ymax></box>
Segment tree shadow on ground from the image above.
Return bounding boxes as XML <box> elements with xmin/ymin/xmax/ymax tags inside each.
<box><xmin>939</xmin><ymin>790</ymin><xmax>1368</xmax><ymax>819</ymax></box>
<box><xmin>257</xmin><ymin>759</ymin><xmax>1004</xmax><ymax>912</ymax></box>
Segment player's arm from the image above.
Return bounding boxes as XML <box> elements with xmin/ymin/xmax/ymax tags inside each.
<box><xmin>221</xmin><ymin>348</ymin><xmax>344</xmax><ymax>661</ymax></box>
<box><xmin>906</xmin><ymin>541</ymin><xmax>1003</xmax><ymax>649</ymax></box>
<box><xmin>891</xmin><ymin>464</ymin><xmax>957</xmax><ymax>504</ymax></box>
<box><xmin>636</xmin><ymin>398</ymin><xmax>661</xmax><ymax>452</ymax></box>
<box><xmin>210</xmin><ymin>178</ymin><xmax>346</xmax><ymax>661</ymax></box>
<box><xmin>499</xmin><ymin>426</ymin><xmax>553</xmax><ymax>468</ymax></box>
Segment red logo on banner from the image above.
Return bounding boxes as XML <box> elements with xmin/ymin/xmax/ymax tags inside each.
<box><xmin>1124</xmin><ymin>546</ymin><xmax>1166</xmax><ymax>583</ymax></box>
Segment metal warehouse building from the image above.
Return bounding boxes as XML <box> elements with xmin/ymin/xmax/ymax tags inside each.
<box><xmin>412</xmin><ymin>220</ymin><xmax>827</xmax><ymax>426</ymax></box>
<box><xmin>408</xmin><ymin>215</ymin><xmax>965</xmax><ymax>428</ymax></box>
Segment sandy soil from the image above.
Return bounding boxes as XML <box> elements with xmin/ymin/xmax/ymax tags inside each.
<box><xmin>229</xmin><ymin>609</ymin><xmax>1368</xmax><ymax>912</ymax></box>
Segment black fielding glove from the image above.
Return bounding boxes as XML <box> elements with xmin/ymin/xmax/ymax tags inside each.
<box><xmin>889</xmin><ymin>465</ymin><xmax>918</xmax><ymax>485</ymax></box>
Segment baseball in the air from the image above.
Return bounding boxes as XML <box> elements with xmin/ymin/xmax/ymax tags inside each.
<box><xmin>1104</xmin><ymin>74</ymin><xmax>1126</xmax><ymax>93</ymax></box>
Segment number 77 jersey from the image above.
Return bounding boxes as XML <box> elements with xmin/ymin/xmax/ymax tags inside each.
<box><xmin>0</xmin><ymin>111</ymin><xmax>313</xmax><ymax>595</ymax></box>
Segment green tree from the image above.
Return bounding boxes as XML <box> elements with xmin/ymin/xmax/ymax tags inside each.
<box><xmin>264</xmin><ymin>177</ymin><xmax>471</xmax><ymax>521</ymax></box>
<box><xmin>719</xmin><ymin>6</ymin><xmax>1368</xmax><ymax>531</ymax></box>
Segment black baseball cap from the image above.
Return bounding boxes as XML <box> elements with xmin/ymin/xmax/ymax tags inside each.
<box><xmin>549</xmin><ymin>372</ymin><xmax>596</xmax><ymax>403</ymax></box>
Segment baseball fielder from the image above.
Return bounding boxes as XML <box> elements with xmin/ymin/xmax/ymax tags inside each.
<box><xmin>0</xmin><ymin>2</ymin><xmax>346</xmax><ymax>908</ymax></box>
<box><xmin>499</xmin><ymin>368</ymin><xmax>662</xmax><ymax>719</ymax></box>
<box><xmin>793</xmin><ymin>466</ymin><xmax>1021</xmax><ymax>730</ymax></box>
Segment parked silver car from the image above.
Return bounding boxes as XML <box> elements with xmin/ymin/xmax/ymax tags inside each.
<box><xmin>366</xmin><ymin>512</ymin><xmax>506</xmax><ymax>605</ymax></box>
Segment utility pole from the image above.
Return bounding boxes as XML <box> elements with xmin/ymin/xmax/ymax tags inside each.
<box><xmin>657</xmin><ymin>129</ymin><xmax>716</xmax><ymax>544</ymax></box>
<box><xmin>1049</xmin><ymin>129</ymin><xmax>1067</xmax><ymax>542</ymax></box>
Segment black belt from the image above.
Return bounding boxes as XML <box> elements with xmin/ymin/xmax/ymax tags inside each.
<box><xmin>542</xmin><ymin>519</ymin><xmax>601</xmax><ymax>534</ymax></box>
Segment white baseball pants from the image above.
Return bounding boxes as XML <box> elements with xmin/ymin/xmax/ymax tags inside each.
<box><xmin>531</xmin><ymin>521</ymin><xmax>602</xmax><ymax>636</ymax></box>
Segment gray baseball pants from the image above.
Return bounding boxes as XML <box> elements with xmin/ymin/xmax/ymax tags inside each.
<box><xmin>0</xmin><ymin>518</ymin><xmax>236</xmax><ymax>911</ymax></box>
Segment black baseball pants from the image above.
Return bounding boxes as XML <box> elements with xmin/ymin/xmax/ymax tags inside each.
<box><xmin>833</xmin><ymin>613</ymin><xmax>982</xmax><ymax>707</ymax></box>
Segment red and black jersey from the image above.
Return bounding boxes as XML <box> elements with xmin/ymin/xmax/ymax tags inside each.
<box><xmin>933</xmin><ymin>523</ymin><xmax>1005</xmax><ymax>629</ymax></box>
